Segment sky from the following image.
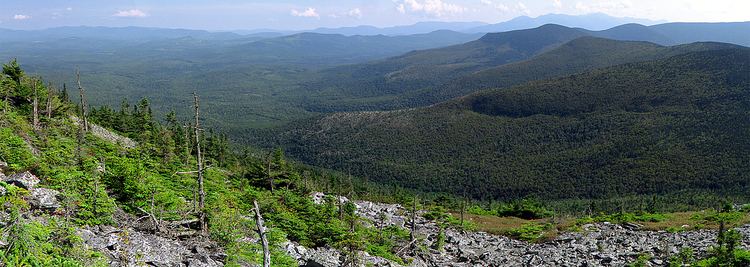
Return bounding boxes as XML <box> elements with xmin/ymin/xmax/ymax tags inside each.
<box><xmin>1</xmin><ymin>0</ymin><xmax>748</xmax><ymax>31</ymax></box>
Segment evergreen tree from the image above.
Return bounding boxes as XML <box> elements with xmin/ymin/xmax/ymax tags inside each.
<box><xmin>2</xmin><ymin>59</ymin><xmax>23</xmax><ymax>84</ymax></box>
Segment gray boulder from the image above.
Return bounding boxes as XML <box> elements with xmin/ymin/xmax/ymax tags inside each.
<box><xmin>301</xmin><ymin>246</ymin><xmax>342</xmax><ymax>267</ymax></box>
<box><xmin>30</xmin><ymin>188</ymin><xmax>61</xmax><ymax>210</ymax></box>
<box><xmin>79</xmin><ymin>225</ymin><xmax>224</xmax><ymax>267</ymax></box>
<box><xmin>3</xmin><ymin>171</ymin><xmax>40</xmax><ymax>190</ymax></box>
<box><xmin>0</xmin><ymin>161</ymin><xmax>8</xmax><ymax>171</ymax></box>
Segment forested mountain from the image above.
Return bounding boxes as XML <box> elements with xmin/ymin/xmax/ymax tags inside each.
<box><xmin>649</xmin><ymin>22</ymin><xmax>750</xmax><ymax>46</ymax></box>
<box><xmin>395</xmin><ymin>38</ymin><xmax>741</xmax><ymax>107</ymax></box>
<box><xmin>469</xmin><ymin>17</ymin><xmax>750</xmax><ymax>46</ymax></box>
<box><xmin>467</xmin><ymin>13</ymin><xmax>662</xmax><ymax>32</ymax></box>
<box><xmin>2</xmin><ymin>22</ymin><xmax>749</xmax><ymax>134</ymax></box>
<box><xmin>261</xmin><ymin>47</ymin><xmax>750</xmax><ymax>202</ymax></box>
<box><xmin>222</xmin><ymin>31</ymin><xmax>484</xmax><ymax>65</ymax></box>
<box><xmin>308</xmin><ymin>21</ymin><xmax>488</xmax><ymax>36</ymax></box>
<box><xmin>238</xmin><ymin>13</ymin><xmax>658</xmax><ymax>36</ymax></box>
<box><xmin>587</xmin><ymin>23</ymin><xmax>673</xmax><ymax>45</ymax></box>
<box><xmin>298</xmin><ymin>24</ymin><xmax>744</xmax><ymax>112</ymax></box>
<box><xmin>0</xmin><ymin>29</ymin><xmax>482</xmax><ymax>130</ymax></box>
<box><xmin>301</xmin><ymin>24</ymin><xmax>589</xmax><ymax>111</ymax></box>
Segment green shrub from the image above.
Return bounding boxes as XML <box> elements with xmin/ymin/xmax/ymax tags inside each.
<box><xmin>692</xmin><ymin>211</ymin><xmax>744</xmax><ymax>224</ymax></box>
<box><xmin>497</xmin><ymin>199</ymin><xmax>554</xmax><ymax>219</ymax></box>
<box><xmin>507</xmin><ymin>222</ymin><xmax>553</xmax><ymax>242</ymax></box>
<box><xmin>668</xmin><ymin>248</ymin><xmax>694</xmax><ymax>267</ymax></box>
<box><xmin>0</xmin><ymin>127</ymin><xmax>37</xmax><ymax>171</ymax></box>
<box><xmin>576</xmin><ymin>212</ymin><xmax>669</xmax><ymax>225</ymax></box>
<box><xmin>628</xmin><ymin>254</ymin><xmax>651</xmax><ymax>267</ymax></box>
<box><xmin>467</xmin><ymin>205</ymin><xmax>497</xmax><ymax>216</ymax></box>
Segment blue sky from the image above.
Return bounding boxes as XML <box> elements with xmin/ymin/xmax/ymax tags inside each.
<box><xmin>1</xmin><ymin>0</ymin><xmax>748</xmax><ymax>30</ymax></box>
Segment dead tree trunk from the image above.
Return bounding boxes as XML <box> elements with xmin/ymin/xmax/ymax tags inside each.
<box><xmin>183</xmin><ymin>122</ymin><xmax>191</xmax><ymax>164</ymax></box>
<box><xmin>460</xmin><ymin>199</ymin><xmax>465</xmax><ymax>227</ymax></box>
<box><xmin>193</xmin><ymin>92</ymin><xmax>207</xmax><ymax>234</ymax></box>
<box><xmin>410</xmin><ymin>196</ymin><xmax>417</xmax><ymax>242</ymax></box>
<box><xmin>253</xmin><ymin>199</ymin><xmax>271</xmax><ymax>267</ymax></box>
<box><xmin>46</xmin><ymin>82</ymin><xmax>53</xmax><ymax>119</ymax></box>
<box><xmin>338</xmin><ymin>196</ymin><xmax>344</xmax><ymax>220</ymax></box>
<box><xmin>76</xmin><ymin>69</ymin><xmax>88</xmax><ymax>132</ymax></box>
<box><xmin>32</xmin><ymin>79</ymin><xmax>39</xmax><ymax>130</ymax></box>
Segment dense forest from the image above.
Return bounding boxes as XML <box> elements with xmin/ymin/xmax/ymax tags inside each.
<box><xmin>261</xmin><ymin>47</ymin><xmax>750</xmax><ymax>207</ymax></box>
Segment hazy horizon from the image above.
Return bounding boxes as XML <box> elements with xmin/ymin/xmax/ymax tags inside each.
<box><xmin>1</xmin><ymin>0</ymin><xmax>748</xmax><ymax>31</ymax></box>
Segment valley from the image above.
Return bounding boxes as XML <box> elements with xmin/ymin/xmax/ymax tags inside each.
<box><xmin>1</xmin><ymin>8</ymin><xmax>750</xmax><ymax>266</ymax></box>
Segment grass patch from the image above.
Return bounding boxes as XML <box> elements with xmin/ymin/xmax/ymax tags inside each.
<box><xmin>641</xmin><ymin>211</ymin><xmax>750</xmax><ymax>231</ymax></box>
<box><xmin>456</xmin><ymin>213</ymin><xmax>542</xmax><ymax>235</ymax></box>
<box><xmin>453</xmin><ymin>210</ymin><xmax>750</xmax><ymax>243</ymax></box>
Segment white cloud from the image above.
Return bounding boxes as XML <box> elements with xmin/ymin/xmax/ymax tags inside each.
<box><xmin>479</xmin><ymin>0</ymin><xmax>510</xmax><ymax>12</ymax></box>
<box><xmin>66</xmin><ymin>7</ymin><xmax>73</xmax><ymax>11</ymax></box>
<box><xmin>397</xmin><ymin>0</ymin><xmax>466</xmax><ymax>17</ymax></box>
<box><xmin>113</xmin><ymin>9</ymin><xmax>147</xmax><ymax>18</ymax></box>
<box><xmin>516</xmin><ymin>2</ymin><xmax>530</xmax><ymax>14</ymax></box>
<box><xmin>348</xmin><ymin>8</ymin><xmax>362</xmax><ymax>18</ymax></box>
<box><xmin>13</xmin><ymin>14</ymin><xmax>31</xmax><ymax>20</ymax></box>
<box><xmin>553</xmin><ymin>0</ymin><xmax>563</xmax><ymax>8</ymax></box>
<box><xmin>574</xmin><ymin>0</ymin><xmax>632</xmax><ymax>14</ymax></box>
<box><xmin>397</xmin><ymin>4</ymin><xmax>406</xmax><ymax>13</ymax></box>
<box><xmin>291</xmin><ymin>7</ymin><xmax>320</xmax><ymax>18</ymax></box>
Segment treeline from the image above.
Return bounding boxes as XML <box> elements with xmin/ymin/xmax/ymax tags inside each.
<box><xmin>88</xmin><ymin>99</ymin><xmax>232</xmax><ymax>168</ymax></box>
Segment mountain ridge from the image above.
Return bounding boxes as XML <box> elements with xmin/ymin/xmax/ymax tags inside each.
<box><xmin>297</xmin><ymin>22</ymin><xmax>749</xmax><ymax>112</ymax></box>
<box><xmin>262</xmin><ymin>46</ymin><xmax>750</xmax><ymax>201</ymax></box>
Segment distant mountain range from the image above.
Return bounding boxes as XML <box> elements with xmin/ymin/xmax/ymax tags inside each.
<box><xmin>222</xmin><ymin>30</ymin><xmax>483</xmax><ymax>65</ymax></box>
<box><xmin>298</xmin><ymin>22</ymin><xmax>750</xmax><ymax>112</ymax></box>
<box><xmin>0</xmin><ymin>26</ymin><xmax>243</xmax><ymax>42</ymax></box>
<box><xmin>2</xmin><ymin>19</ymin><xmax>748</xmax><ymax>130</ymax></box>
<box><xmin>466</xmin><ymin>13</ymin><xmax>664</xmax><ymax>33</ymax></box>
<box><xmin>308</xmin><ymin>21</ymin><xmax>488</xmax><ymax>36</ymax></box>
<box><xmin>231</xmin><ymin>13</ymin><xmax>664</xmax><ymax>36</ymax></box>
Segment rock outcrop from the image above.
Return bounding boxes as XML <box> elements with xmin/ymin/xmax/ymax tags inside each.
<box><xmin>70</xmin><ymin>116</ymin><xmax>137</xmax><ymax>149</ymax></box>
<box><xmin>1</xmin><ymin>171</ymin><xmax>61</xmax><ymax>209</ymax></box>
<box><xmin>3</xmin><ymin>171</ymin><xmax>40</xmax><ymax>189</ymax></box>
<box><xmin>302</xmin><ymin>193</ymin><xmax>750</xmax><ymax>267</ymax></box>
<box><xmin>0</xmin><ymin>167</ymin><xmax>6</xmax><ymax>195</ymax></box>
<box><xmin>0</xmin><ymin>169</ymin><xmax>224</xmax><ymax>267</ymax></box>
<box><xmin>79</xmin><ymin>225</ymin><xmax>224</xmax><ymax>267</ymax></box>
<box><xmin>29</xmin><ymin>187</ymin><xmax>61</xmax><ymax>210</ymax></box>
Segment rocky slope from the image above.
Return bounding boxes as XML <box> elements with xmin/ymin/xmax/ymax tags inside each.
<box><xmin>0</xmin><ymin>166</ymin><xmax>224</xmax><ymax>267</ymax></box>
<box><xmin>2</xmin><ymin>165</ymin><xmax>745</xmax><ymax>267</ymax></box>
<box><xmin>290</xmin><ymin>193</ymin><xmax>750</xmax><ymax>267</ymax></box>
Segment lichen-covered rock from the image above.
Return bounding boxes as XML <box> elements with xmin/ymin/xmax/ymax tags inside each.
<box><xmin>306</xmin><ymin>193</ymin><xmax>750</xmax><ymax>267</ymax></box>
<box><xmin>29</xmin><ymin>188</ymin><xmax>60</xmax><ymax>209</ymax></box>
<box><xmin>301</xmin><ymin>246</ymin><xmax>342</xmax><ymax>267</ymax></box>
<box><xmin>70</xmin><ymin>116</ymin><xmax>137</xmax><ymax>149</ymax></box>
<box><xmin>4</xmin><ymin>171</ymin><xmax>40</xmax><ymax>189</ymax></box>
<box><xmin>79</xmin><ymin>225</ymin><xmax>224</xmax><ymax>267</ymax></box>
